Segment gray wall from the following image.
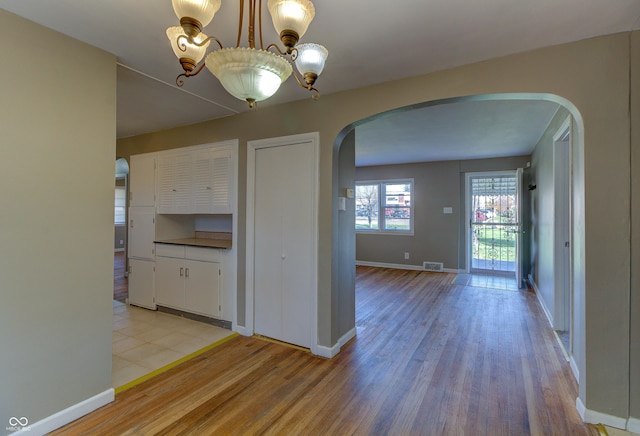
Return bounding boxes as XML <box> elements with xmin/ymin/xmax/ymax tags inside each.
<box><xmin>356</xmin><ymin>160</ymin><xmax>461</xmax><ymax>269</ymax></box>
<box><xmin>356</xmin><ymin>156</ymin><xmax>530</xmax><ymax>271</ymax></box>
<box><xmin>116</xmin><ymin>32</ymin><xmax>637</xmax><ymax>423</ymax></box>
<box><xmin>0</xmin><ymin>9</ymin><xmax>116</xmax><ymax>434</ymax></box>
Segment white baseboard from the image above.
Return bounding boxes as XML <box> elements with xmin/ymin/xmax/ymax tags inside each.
<box><xmin>576</xmin><ymin>397</ymin><xmax>586</xmax><ymax>420</ymax></box>
<box><xmin>314</xmin><ymin>328</ymin><xmax>357</xmax><ymax>359</ymax></box>
<box><xmin>627</xmin><ymin>416</ymin><xmax>640</xmax><ymax>433</ymax></box>
<box><xmin>569</xmin><ymin>355</ymin><xmax>580</xmax><ymax>381</ymax></box>
<box><xmin>576</xmin><ymin>397</ymin><xmax>629</xmax><ymax>430</ymax></box>
<box><xmin>14</xmin><ymin>389</ymin><xmax>114</xmax><ymax>435</ymax></box>
<box><xmin>356</xmin><ymin>260</ymin><xmax>460</xmax><ymax>274</ymax></box>
<box><xmin>529</xmin><ymin>275</ymin><xmax>554</xmax><ymax>328</ymax></box>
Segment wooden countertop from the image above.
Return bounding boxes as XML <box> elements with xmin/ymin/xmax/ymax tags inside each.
<box><xmin>155</xmin><ymin>232</ymin><xmax>232</xmax><ymax>249</ymax></box>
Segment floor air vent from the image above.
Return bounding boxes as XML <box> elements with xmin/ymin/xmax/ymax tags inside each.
<box><xmin>423</xmin><ymin>261</ymin><xmax>444</xmax><ymax>272</ymax></box>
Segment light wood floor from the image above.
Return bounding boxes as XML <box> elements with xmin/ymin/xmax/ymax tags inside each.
<box><xmin>53</xmin><ymin>266</ymin><xmax>598</xmax><ymax>435</ymax></box>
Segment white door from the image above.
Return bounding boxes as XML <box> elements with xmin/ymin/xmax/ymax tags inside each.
<box><xmin>554</xmin><ymin>124</ymin><xmax>572</xmax><ymax>333</ymax></box>
<box><xmin>252</xmin><ymin>139</ymin><xmax>316</xmax><ymax>348</ymax></box>
<box><xmin>467</xmin><ymin>172</ymin><xmax>519</xmax><ymax>276</ymax></box>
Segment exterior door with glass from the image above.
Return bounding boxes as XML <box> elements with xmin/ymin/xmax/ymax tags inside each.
<box><xmin>467</xmin><ymin>172</ymin><xmax>520</xmax><ymax>276</ymax></box>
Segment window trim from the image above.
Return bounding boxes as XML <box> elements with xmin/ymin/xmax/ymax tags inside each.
<box><xmin>356</xmin><ymin>178</ymin><xmax>414</xmax><ymax>235</ymax></box>
<box><xmin>115</xmin><ymin>185</ymin><xmax>126</xmax><ymax>225</ymax></box>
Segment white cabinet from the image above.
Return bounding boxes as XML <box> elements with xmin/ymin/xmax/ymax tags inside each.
<box><xmin>155</xmin><ymin>244</ymin><xmax>221</xmax><ymax>318</ymax></box>
<box><xmin>158</xmin><ymin>153</ymin><xmax>193</xmax><ymax>214</ymax></box>
<box><xmin>158</xmin><ymin>145</ymin><xmax>234</xmax><ymax>214</ymax></box>
<box><xmin>128</xmin><ymin>259</ymin><xmax>155</xmax><ymax>309</ymax></box>
<box><xmin>128</xmin><ymin>154</ymin><xmax>157</xmax><ymax>310</ymax></box>
<box><xmin>129</xmin><ymin>154</ymin><xmax>156</xmax><ymax>207</ymax></box>
<box><xmin>128</xmin><ymin>207</ymin><xmax>155</xmax><ymax>260</ymax></box>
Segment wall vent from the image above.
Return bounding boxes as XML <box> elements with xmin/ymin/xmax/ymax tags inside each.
<box><xmin>423</xmin><ymin>261</ymin><xmax>444</xmax><ymax>272</ymax></box>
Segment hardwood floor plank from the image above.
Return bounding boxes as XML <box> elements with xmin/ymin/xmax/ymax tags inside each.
<box><xmin>53</xmin><ymin>266</ymin><xmax>598</xmax><ymax>435</ymax></box>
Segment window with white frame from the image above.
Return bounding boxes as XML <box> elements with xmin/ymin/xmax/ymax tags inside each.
<box><xmin>355</xmin><ymin>179</ymin><xmax>413</xmax><ymax>233</ymax></box>
<box><xmin>115</xmin><ymin>186</ymin><xmax>126</xmax><ymax>225</ymax></box>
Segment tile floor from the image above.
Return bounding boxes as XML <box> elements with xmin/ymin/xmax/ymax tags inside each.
<box><xmin>112</xmin><ymin>300</ymin><xmax>234</xmax><ymax>389</ymax></box>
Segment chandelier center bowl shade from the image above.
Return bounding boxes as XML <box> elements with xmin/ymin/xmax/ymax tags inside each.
<box><xmin>205</xmin><ymin>47</ymin><xmax>293</xmax><ymax>104</ymax></box>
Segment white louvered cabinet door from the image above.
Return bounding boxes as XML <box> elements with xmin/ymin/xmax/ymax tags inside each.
<box><xmin>157</xmin><ymin>153</ymin><xmax>193</xmax><ymax>214</ymax></box>
<box><xmin>192</xmin><ymin>149</ymin><xmax>214</xmax><ymax>214</ymax></box>
<box><xmin>210</xmin><ymin>148</ymin><xmax>232</xmax><ymax>213</ymax></box>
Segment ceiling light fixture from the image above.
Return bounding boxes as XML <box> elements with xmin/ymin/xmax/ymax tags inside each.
<box><xmin>168</xmin><ymin>0</ymin><xmax>328</xmax><ymax>108</ymax></box>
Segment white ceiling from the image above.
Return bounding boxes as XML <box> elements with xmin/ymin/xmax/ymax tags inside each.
<box><xmin>355</xmin><ymin>99</ymin><xmax>560</xmax><ymax>166</ymax></box>
<box><xmin>2</xmin><ymin>0</ymin><xmax>639</xmax><ymax>164</ymax></box>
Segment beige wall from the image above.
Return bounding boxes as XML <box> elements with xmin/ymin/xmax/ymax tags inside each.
<box><xmin>630</xmin><ymin>31</ymin><xmax>640</xmax><ymax>422</ymax></box>
<box><xmin>118</xmin><ymin>33</ymin><xmax>636</xmax><ymax>422</ymax></box>
<box><xmin>0</xmin><ymin>9</ymin><xmax>116</xmax><ymax>434</ymax></box>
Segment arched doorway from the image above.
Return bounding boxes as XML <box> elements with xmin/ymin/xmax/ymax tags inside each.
<box><xmin>332</xmin><ymin>91</ymin><xmax>585</xmax><ymax>391</ymax></box>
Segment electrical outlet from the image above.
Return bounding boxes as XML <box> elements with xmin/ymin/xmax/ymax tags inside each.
<box><xmin>404</xmin><ymin>252</ymin><xmax>410</xmax><ymax>260</ymax></box>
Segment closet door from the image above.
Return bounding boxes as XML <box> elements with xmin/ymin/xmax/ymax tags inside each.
<box><xmin>253</xmin><ymin>141</ymin><xmax>315</xmax><ymax>348</ymax></box>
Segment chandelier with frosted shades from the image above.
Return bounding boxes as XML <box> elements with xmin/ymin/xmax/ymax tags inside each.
<box><xmin>167</xmin><ymin>0</ymin><xmax>328</xmax><ymax>108</ymax></box>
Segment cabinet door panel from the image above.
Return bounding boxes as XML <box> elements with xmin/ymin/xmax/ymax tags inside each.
<box><xmin>184</xmin><ymin>260</ymin><xmax>220</xmax><ymax>317</ymax></box>
<box><xmin>173</xmin><ymin>154</ymin><xmax>192</xmax><ymax>211</ymax></box>
<box><xmin>157</xmin><ymin>156</ymin><xmax>175</xmax><ymax>213</ymax></box>
<box><xmin>128</xmin><ymin>259</ymin><xmax>155</xmax><ymax>310</ymax></box>
<box><xmin>129</xmin><ymin>154</ymin><xmax>155</xmax><ymax>207</ymax></box>
<box><xmin>157</xmin><ymin>154</ymin><xmax>193</xmax><ymax>213</ymax></box>
<box><xmin>211</xmin><ymin>149</ymin><xmax>232</xmax><ymax>213</ymax></box>
<box><xmin>192</xmin><ymin>150</ymin><xmax>214</xmax><ymax>213</ymax></box>
<box><xmin>155</xmin><ymin>257</ymin><xmax>185</xmax><ymax>309</ymax></box>
<box><xmin>128</xmin><ymin>207</ymin><xmax>155</xmax><ymax>260</ymax></box>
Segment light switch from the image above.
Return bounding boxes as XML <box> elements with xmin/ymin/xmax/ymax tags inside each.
<box><xmin>443</xmin><ymin>207</ymin><xmax>453</xmax><ymax>214</ymax></box>
<box><xmin>345</xmin><ymin>188</ymin><xmax>355</xmax><ymax>199</ymax></box>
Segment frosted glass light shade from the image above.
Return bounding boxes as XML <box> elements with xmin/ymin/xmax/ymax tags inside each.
<box><xmin>294</xmin><ymin>43</ymin><xmax>328</xmax><ymax>76</ymax></box>
<box><xmin>166</xmin><ymin>26</ymin><xmax>210</xmax><ymax>63</ymax></box>
<box><xmin>205</xmin><ymin>48</ymin><xmax>293</xmax><ymax>103</ymax></box>
<box><xmin>267</xmin><ymin>0</ymin><xmax>315</xmax><ymax>38</ymax></box>
<box><xmin>172</xmin><ymin>0</ymin><xmax>221</xmax><ymax>27</ymax></box>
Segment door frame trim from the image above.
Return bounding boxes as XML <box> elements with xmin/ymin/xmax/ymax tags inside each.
<box><xmin>246</xmin><ymin>132</ymin><xmax>320</xmax><ymax>355</ymax></box>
